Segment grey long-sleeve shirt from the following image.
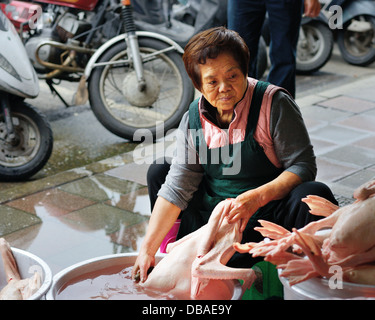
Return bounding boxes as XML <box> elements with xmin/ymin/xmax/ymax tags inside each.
<box><xmin>158</xmin><ymin>90</ymin><xmax>316</xmax><ymax>211</ymax></box>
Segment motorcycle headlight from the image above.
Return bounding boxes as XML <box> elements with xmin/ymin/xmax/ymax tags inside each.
<box><xmin>0</xmin><ymin>52</ymin><xmax>21</xmax><ymax>81</ymax></box>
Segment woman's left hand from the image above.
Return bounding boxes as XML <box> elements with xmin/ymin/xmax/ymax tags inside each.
<box><xmin>225</xmin><ymin>190</ymin><xmax>262</xmax><ymax>233</ymax></box>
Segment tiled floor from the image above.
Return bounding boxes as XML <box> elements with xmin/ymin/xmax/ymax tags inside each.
<box><xmin>0</xmin><ymin>74</ymin><xmax>375</xmax><ymax>280</ymax></box>
<box><xmin>2</xmin><ymin>169</ymin><xmax>151</xmax><ymax>274</ymax></box>
<box><xmin>301</xmin><ymin>83</ymin><xmax>375</xmax><ymax>199</ymax></box>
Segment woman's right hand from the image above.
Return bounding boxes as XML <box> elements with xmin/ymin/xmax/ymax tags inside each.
<box><xmin>131</xmin><ymin>251</ymin><xmax>155</xmax><ymax>283</ymax></box>
<box><xmin>131</xmin><ymin>196</ymin><xmax>181</xmax><ymax>282</ymax></box>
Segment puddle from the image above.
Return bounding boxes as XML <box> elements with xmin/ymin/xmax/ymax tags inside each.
<box><xmin>4</xmin><ymin>177</ymin><xmax>150</xmax><ymax>274</ymax></box>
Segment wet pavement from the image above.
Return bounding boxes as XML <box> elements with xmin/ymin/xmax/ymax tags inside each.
<box><xmin>1</xmin><ymin>72</ymin><xmax>375</xmax><ymax>279</ymax></box>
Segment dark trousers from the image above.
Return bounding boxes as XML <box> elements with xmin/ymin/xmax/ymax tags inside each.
<box><xmin>147</xmin><ymin>159</ymin><xmax>338</xmax><ymax>267</ymax></box>
<box><xmin>227</xmin><ymin>0</ymin><xmax>303</xmax><ymax>97</ymax></box>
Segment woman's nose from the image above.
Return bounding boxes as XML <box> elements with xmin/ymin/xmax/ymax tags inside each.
<box><xmin>218</xmin><ymin>81</ymin><xmax>231</xmax><ymax>92</ymax></box>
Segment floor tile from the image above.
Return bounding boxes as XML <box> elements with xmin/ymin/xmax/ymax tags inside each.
<box><xmin>311</xmin><ymin>138</ymin><xmax>338</xmax><ymax>156</ymax></box>
<box><xmin>105</xmin><ymin>162</ymin><xmax>151</xmax><ymax>186</ymax></box>
<box><xmin>318</xmin><ymin>96</ymin><xmax>375</xmax><ymax>113</ymax></box>
<box><xmin>301</xmin><ymin>104</ymin><xmax>350</xmax><ymax>123</ymax></box>
<box><xmin>356</xmin><ymin>136</ymin><xmax>375</xmax><ymax>151</ymax></box>
<box><xmin>61</xmin><ymin>203</ymin><xmax>148</xmax><ymax>234</ymax></box>
<box><xmin>0</xmin><ymin>170</ymin><xmax>89</xmax><ymax>204</ymax></box>
<box><xmin>6</xmin><ymin>189</ymin><xmax>95</xmax><ymax>217</ymax></box>
<box><xmin>316</xmin><ymin>157</ymin><xmax>359</xmax><ymax>182</ymax></box>
<box><xmin>105</xmin><ymin>187</ymin><xmax>151</xmax><ymax>216</ymax></box>
<box><xmin>328</xmin><ymin>182</ymin><xmax>357</xmax><ymax>200</ymax></box>
<box><xmin>0</xmin><ymin>206</ymin><xmax>41</xmax><ymax>236</ymax></box>
<box><xmin>304</xmin><ymin>118</ymin><xmax>326</xmax><ymax>132</ymax></box>
<box><xmin>2</xmin><ymin>223</ymin><xmax>42</xmax><ymax>251</ymax></box>
<box><xmin>347</xmin><ymin>86</ymin><xmax>375</xmax><ymax>103</ymax></box>
<box><xmin>320</xmin><ymin>145</ymin><xmax>375</xmax><ymax>168</ymax></box>
<box><xmin>337</xmin><ymin>115</ymin><xmax>375</xmax><ymax>133</ymax></box>
<box><xmin>365</xmin><ymin>108</ymin><xmax>375</xmax><ymax>118</ymax></box>
<box><xmin>309</xmin><ymin>124</ymin><xmax>368</xmax><ymax>145</ymax></box>
<box><xmin>335</xmin><ymin>169</ymin><xmax>375</xmax><ymax>190</ymax></box>
<box><xmin>58</xmin><ymin>174</ymin><xmax>143</xmax><ymax>201</ymax></box>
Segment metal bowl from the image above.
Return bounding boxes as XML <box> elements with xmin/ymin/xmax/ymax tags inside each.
<box><xmin>47</xmin><ymin>252</ymin><xmax>243</xmax><ymax>300</ymax></box>
<box><xmin>0</xmin><ymin>247</ymin><xmax>52</xmax><ymax>300</ymax></box>
<box><xmin>279</xmin><ymin>270</ymin><xmax>375</xmax><ymax>300</ymax></box>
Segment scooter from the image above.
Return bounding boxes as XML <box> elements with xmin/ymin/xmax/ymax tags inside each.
<box><xmin>262</xmin><ymin>2</ymin><xmax>334</xmax><ymax>74</ymax></box>
<box><xmin>296</xmin><ymin>0</ymin><xmax>375</xmax><ymax>71</ymax></box>
<box><xmin>326</xmin><ymin>0</ymin><xmax>375</xmax><ymax>66</ymax></box>
<box><xmin>0</xmin><ymin>1</ymin><xmax>53</xmax><ymax>181</ymax></box>
<box><xmin>296</xmin><ymin>11</ymin><xmax>334</xmax><ymax>74</ymax></box>
<box><xmin>132</xmin><ymin>0</ymin><xmax>226</xmax><ymax>48</ymax></box>
<box><xmin>1</xmin><ymin>0</ymin><xmax>195</xmax><ymax>141</ymax></box>
<box><xmin>132</xmin><ymin>0</ymin><xmax>269</xmax><ymax>79</ymax></box>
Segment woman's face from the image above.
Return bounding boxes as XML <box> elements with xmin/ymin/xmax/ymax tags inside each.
<box><xmin>199</xmin><ymin>52</ymin><xmax>247</xmax><ymax>113</ymax></box>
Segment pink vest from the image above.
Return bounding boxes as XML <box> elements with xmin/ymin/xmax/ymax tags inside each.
<box><xmin>197</xmin><ymin>78</ymin><xmax>282</xmax><ymax>169</ymax></box>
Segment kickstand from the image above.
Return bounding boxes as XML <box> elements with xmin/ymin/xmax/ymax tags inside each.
<box><xmin>46</xmin><ymin>79</ymin><xmax>70</xmax><ymax>108</ymax></box>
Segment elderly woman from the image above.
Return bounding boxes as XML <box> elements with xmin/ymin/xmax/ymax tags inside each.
<box><xmin>132</xmin><ymin>27</ymin><xmax>337</xmax><ymax>282</ymax></box>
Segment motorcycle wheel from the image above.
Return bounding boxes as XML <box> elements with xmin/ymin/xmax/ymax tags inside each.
<box><xmin>0</xmin><ymin>101</ymin><xmax>53</xmax><ymax>181</ymax></box>
<box><xmin>337</xmin><ymin>15</ymin><xmax>375</xmax><ymax>67</ymax></box>
<box><xmin>296</xmin><ymin>21</ymin><xmax>333</xmax><ymax>74</ymax></box>
<box><xmin>88</xmin><ymin>38</ymin><xmax>195</xmax><ymax>141</ymax></box>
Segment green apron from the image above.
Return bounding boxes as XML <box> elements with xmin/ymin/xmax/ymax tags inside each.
<box><xmin>177</xmin><ymin>81</ymin><xmax>283</xmax><ymax>240</ymax></box>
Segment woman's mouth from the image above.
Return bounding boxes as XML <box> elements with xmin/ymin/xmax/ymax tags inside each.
<box><xmin>220</xmin><ymin>96</ymin><xmax>232</xmax><ymax>101</ymax></box>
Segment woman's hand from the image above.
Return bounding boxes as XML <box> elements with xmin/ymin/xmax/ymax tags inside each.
<box><xmin>226</xmin><ymin>172</ymin><xmax>303</xmax><ymax>232</ymax></box>
<box><xmin>225</xmin><ymin>190</ymin><xmax>262</xmax><ymax>233</ymax></box>
<box><xmin>131</xmin><ymin>196</ymin><xmax>181</xmax><ymax>283</ymax></box>
<box><xmin>131</xmin><ymin>251</ymin><xmax>155</xmax><ymax>283</ymax></box>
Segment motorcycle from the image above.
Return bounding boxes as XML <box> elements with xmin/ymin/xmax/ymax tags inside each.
<box><xmin>85</xmin><ymin>0</ymin><xmax>265</xmax><ymax>138</ymax></box>
<box><xmin>0</xmin><ymin>1</ymin><xmax>53</xmax><ymax>181</ymax></box>
<box><xmin>140</xmin><ymin>0</ymin><xmax>268</xmax><ymax>79</ymax></box>
<box><xmin>296</xmin><ymin>11</ymin><xmax>334</xmax><ymax>74</ymax></box>
<box><xmin>295</xmin><ymin>0</ymin><xmax>375</xmax><ymax>72</ymax></box>
<box><xmin>1</xmin><ymin>0</ymin><xmax>195</xmax><ymax>141</ymax></box>
<box><xmin>326</xmin><ymin>0</ymin><xmax>375</xmax><ymax>67</ymax></box>
<box><xmin>132</xmin><ymin>0</ymin><xmax>226</xmax><ymax>48</ymax></box>
<box><xmin>262</xmin><ymin>3</ymin><xmax>334</xmax><ymax>75</ymax></box>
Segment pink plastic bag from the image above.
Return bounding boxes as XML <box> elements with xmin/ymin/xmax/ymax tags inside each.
<box><xmin>159</xmin><ymin>219</ymin><xmax>181</xmax><ymax>253</ymax></box>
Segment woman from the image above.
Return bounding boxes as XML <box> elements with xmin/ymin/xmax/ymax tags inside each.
<box><xmin>132</xmin><ymin>27</ymin><xmax>337</xmax><ymax>282</ymax></box>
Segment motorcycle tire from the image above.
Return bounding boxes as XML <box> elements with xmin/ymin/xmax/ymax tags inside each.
<box><xmin>296</xmin><ymin>21</ymin><xmax>334</xmax><ymax>74</ymax></box>
<box><xmin>88</xmin><ymin>38</ymin><xmax>195</xmax><ymax>141</ymax></box>
<box><xmin>337</xmin><ymin>15</ymin><xmax>375</xmax><ymax>67</ymax></box>
<box><xmin>0</xmin><ymin>101</ymin><xmax>53</xmax><ymax>181</ymax></box>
